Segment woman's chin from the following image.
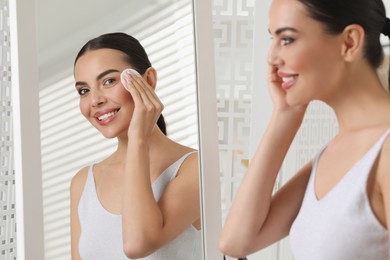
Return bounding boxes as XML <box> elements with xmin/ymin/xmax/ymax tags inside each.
<box><xmin>97</xmin><ymin>129</ymin><xmax>121</xmax><ymax>139</ymax></box>
<box><xmin>102</xmin><ymin>130</ymin><xmax>129</xmax><ymax>140</ymax></box>
<box><xmin>286</xmin><ymin>93</ymin><xmax>310</xmax><ymax>107</ymax></box>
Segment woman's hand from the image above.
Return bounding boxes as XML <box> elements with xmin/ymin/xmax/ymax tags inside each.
<box><xmin>268</xmin><ymin>65</ymin><xmax>287</xmax><ymax>109</ymax></box>
<box><xmin>268</xmin><ymin>65</ymin><xmax>307</xmax><ymax>118</ymax></box>
<box><xmin>268</xmin><ymin>65</ymin><xmax>307</xmax><ymax>110</ymax></box>
<box><xmin>122</xmin><ymin>71</ymin><xmax>164</xmax><ymax>140</ymax></box>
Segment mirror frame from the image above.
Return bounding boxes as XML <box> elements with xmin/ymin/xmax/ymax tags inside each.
<box><xmin>193</xmin><ymin>0</ymin><xmax>223</xmax><ymax>259</ymax></box>
<box><xmin>10</xmin><ymin>0</ymin><xmax>222</xmax><ymax>259</ymax></box>
<box><xmin>10</xmin><ymin>0</ymin><xmax>44</xmax><ymax>259</ymax></box>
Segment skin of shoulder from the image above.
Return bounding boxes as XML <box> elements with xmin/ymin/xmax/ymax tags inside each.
<box><xmin>159</xmin><ymin>151</ymin><xmax>201</xmax><ymax>229</ymax></box>
<box><xmin>70</xmin><ymin>166</ymin><xmax>89</xmax><ymax>260</ymax></box>
<box><xmin>70</xmin><ymin>166</ymin><xmax>90</xmax><ymax>200</ymax></box>
<box><xmin>175</xmin><ymin>151</ymin><xmax>198</xmax><ymax>177</ymax></box>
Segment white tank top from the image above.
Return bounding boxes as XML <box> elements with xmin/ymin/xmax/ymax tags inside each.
<box><xmin>289</xmin><ymin>130</ymin><xmax>389</xmax><ymax>260</ymax></box>
<box><xmin>78</xmin><ymin>152</ymin><xmax>202</xmax><ymax>260</ymax></box>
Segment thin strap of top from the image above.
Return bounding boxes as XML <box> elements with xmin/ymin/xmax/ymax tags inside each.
<box><xmin>152</xmin><ymin>151</ymin><xmax>197</xmax><ymax>201</ymax></box>
<box><xmin>87</xmin><ymin>150</ymin><xmax>197</xmax><ymax>202</ymax></box>
<box><xmin>312</xmin><ymin>128</ymin><xmax>390</xmax><ymax>181</ymax></box>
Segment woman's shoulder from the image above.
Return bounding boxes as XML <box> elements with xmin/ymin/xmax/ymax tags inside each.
<box><xmin>177</xmin><ymin>144</ymin><xmax>198</xmax><ymax>162</ymax></box>
<box><xmin>168</xmin><ymin>140</ymin><xmax>198</xmax><ymax>164</ymax></box>
<box><xmin>70</xmin><ymin>166</ymin><xmax>90</xmax><ymax>197</ymax></box>
<box><xmin>182</xmin><ymin>150</ymin><xmax>198</xmax><ymax>166</ymax></box>
<box><xmin>175</xmin><ymin>149</ymin><xmax>198</xmax><ymax>178</ymax></box>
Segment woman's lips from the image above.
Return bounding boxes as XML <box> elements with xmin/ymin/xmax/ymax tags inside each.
<box><xmin>281</xmin><ymin>76</ymin><xmax>297</xmax><ymax>90</ymax></box>
<box><xmin>278</xmin><ymin>72</ymin><xmax>298</xmax><ymax>91</ymax></box>
<box><xmin>94</xmin><ymin>109</ymin><xmax>119</xmax><ymax>125</ymax></box>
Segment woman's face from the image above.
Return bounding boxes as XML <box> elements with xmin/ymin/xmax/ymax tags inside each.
<box><xmin>268</xmin><ymin>0</ymin><xmax>345</xmax><ymax>106</ymax></box>
<box><xmin>74</xmin><ymin>48</ymin><xmax>135</xmax><ymax>139</ymax></box>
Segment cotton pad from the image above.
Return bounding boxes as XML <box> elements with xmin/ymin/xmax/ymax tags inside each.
<box><xmin>120</xmin><ymin>68</ymin><xmax>141</xmax><ymax>91</ymax></box>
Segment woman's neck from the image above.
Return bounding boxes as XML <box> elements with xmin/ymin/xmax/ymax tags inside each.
<box><xmin>324</xmin><ymin>67</ymin><xmax>390</xmax><ymax>133</ymax></box>
<box><xmin>108</xmin><ymin>127</ymin><xmax>170</xmax><ymax>165</ymax></box>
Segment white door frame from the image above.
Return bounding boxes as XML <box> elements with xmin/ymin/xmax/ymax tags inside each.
<box><xmin>10</xmin><ymin>0</ymin><xmax>45</xmax><ymax>259</ymax></box>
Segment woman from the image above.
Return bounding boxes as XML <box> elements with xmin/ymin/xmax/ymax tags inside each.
<box><xmin>220</xmin><ymin>0</ymin><xmax>390</xmax><ymax>259</ymax></box>
<box><xmin>70</xmin><ymin>32</ymin><xmax>201</xmax><ymax>259</ymax></box>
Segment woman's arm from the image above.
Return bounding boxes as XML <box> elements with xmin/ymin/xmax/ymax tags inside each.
<box><xmin>220</xmin><ymin>65</ymin><xmax>310</xmax><ymax>257</ymax></box>
<box><xmin>70</xmin><ymin>167</ymin><xmax>88</xmax><ymax>260</ymax></box>
<box><xmin>122</xmin><ymin>148</ymin><xmax>200</xmax><ymax>258</ymax></box>
<box><xmin>121</xmin><ymin>73</ymin><xmax>200</xmax><ymax>258</ymax></box>
<box><xmin>219</xmin><ymin>109</ymin><xmax>311</xmax><ymax>258</ymax></box>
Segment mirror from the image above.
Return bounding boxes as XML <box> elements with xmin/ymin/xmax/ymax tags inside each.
<box><xmin>36</xmin><ymin>0</ymin><xmax>202</xmax><ymax>259</ymax></box>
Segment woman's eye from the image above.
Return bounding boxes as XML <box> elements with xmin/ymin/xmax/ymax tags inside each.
<box><xmin>281</xmin><ymin>37</ymin><xmax>295</xmax><ymax>46</ymax></box>
<box><xmin>103</xmin><ymin>78</ymin><xmax>115</xmax><ymax>85</ymax></box>
<box><xmin>78</xmin><ymin>88</ymin><xmax>89</xmax><ymax>96</ymax></box>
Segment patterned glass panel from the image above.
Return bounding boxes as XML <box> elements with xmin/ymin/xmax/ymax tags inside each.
<box><xmin>0</xmin><ymin>0</ymin><xmax>17</xmax><ymax>259</ymax></box>
<box><xmin>212</xmin><ymin>0</ymin><xmax>255</xmax><ymax>220</ymax></box>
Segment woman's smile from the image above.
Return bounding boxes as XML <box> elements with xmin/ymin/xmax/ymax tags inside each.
<box><xmin>94</xmin><ymin>108</ymin><xmax>120</xmax><ymax>126</ymax></box>
<box><xmin>278</xmin><ymin>71</ymin><xmax>298</xmax><ymax>90</ymax></box>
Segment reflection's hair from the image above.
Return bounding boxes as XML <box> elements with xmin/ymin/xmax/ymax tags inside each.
<box><xmin>74</xmin><ymin>32</ymin><xmax>167</xmax><ymax>135</ymax></box>
<box><xmin>298</xmin><ymin>0</ymin><xmax>389</xmax><ymax>90</ymax></box>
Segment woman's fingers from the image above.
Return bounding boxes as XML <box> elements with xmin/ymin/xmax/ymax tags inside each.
<box><xmin>123</xmin><ymin>73</ymin><xmax>143</xmax><ymax>104</ymax></box>
<box><xmin>130</xmin><ymin>75</ymin><xmax>153</xmax><ymax>106</ymax></box>
<box><xmin>268</xmin><ymin>65</ymin><xmax>283</xmax><ymax>86</ymax></box>
<box><xmin>123</xmin><ymin>73</ymin><xmax>152</xmax><ymax>108</ymax></box>
<box><xmin>129</xmin><ymin>74</ymin><xmax>164</xmax><ymax>114</ymax></box>
<box><xmin>122</xmin><ymin>73</ymin><xmax>164</xmax><ymax>132</ymax></box>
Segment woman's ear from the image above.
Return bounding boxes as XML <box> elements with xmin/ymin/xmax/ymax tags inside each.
<box><xmin>340</xmin><ymin>24</ymin><xmax>365</xmax><ymax>62</ymax></box>
<box><xmin>143</xmin><ymin>67</ymin><xmax>158</xmax><ymax>90</ymax></box>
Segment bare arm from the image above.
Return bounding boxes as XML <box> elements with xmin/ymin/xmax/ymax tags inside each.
<box><xmin>220</xmin><ymin>65</ymin><xmax>311</xmax><ymax>257</ymax></box>
<box><xmin>70</xmin><ymin>167</ymin><xmax>88</xmax><ymax>260</ymax></box>
<box><xmin>219</xmin><ymin>109</ymin><xmax>310</xmax><ymax>257</ymax></box>
<box><xmin>121</xmin><ymin>72</ymin><xmax>200</xmax><ymax>258</ymax></box>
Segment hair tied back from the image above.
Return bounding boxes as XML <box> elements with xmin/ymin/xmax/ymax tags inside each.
<box><xmin>383</xmin><ymin>17</ymin><xmax>390</xmax><ymax>37</ymax></box>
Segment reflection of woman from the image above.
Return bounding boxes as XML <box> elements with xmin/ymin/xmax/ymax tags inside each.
<box><xmin>70</xmin><ymin>33</ymin><xmax>201</xmax><ymax>260</ymax></box>
<box><xmin>220</xmin><ymin>0</ymin><xmax>390</xmax><ymax>259</ymax></box>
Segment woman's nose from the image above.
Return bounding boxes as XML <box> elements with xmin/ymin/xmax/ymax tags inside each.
<box><xmin>90</xmin><ymin>90</ymin><xmax>106</xmax><ymax>107</ymax></box>
<box><xmin>267</xmin><ymin>45</ymin><xmax>283</xmax><ymax>67</ymax></box>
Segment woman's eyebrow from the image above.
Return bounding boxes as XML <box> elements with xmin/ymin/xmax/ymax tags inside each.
<box><xmin>75</xmin><ymin>81</ymin><xmax>86</xmax><ymax>88</ymax></box>
<box><xmin>96</xmin><ymin>69</ymin><xmax>120</xmax><ymax>81</ymax></box>
<box><xmin>268</xmin><ymin>27</ymin><xmax>299</xmax><ymax>35</ymax></box>
<box><xmin>75</xmin><ymin>69</ymin><xmax>120</xmax><ymax>87</ymax></box>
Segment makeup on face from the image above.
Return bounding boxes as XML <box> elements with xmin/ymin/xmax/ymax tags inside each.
<box><xmin>120</xmin><ymin>68</ymin><xmax>141</xmax><ymax>91</ymax></box>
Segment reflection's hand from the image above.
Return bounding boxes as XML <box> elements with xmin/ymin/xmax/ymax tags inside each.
<box><xmin>122</xmin><ymin>71</ymin><xmax>164</xmax><ymax>140</ymax></box>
